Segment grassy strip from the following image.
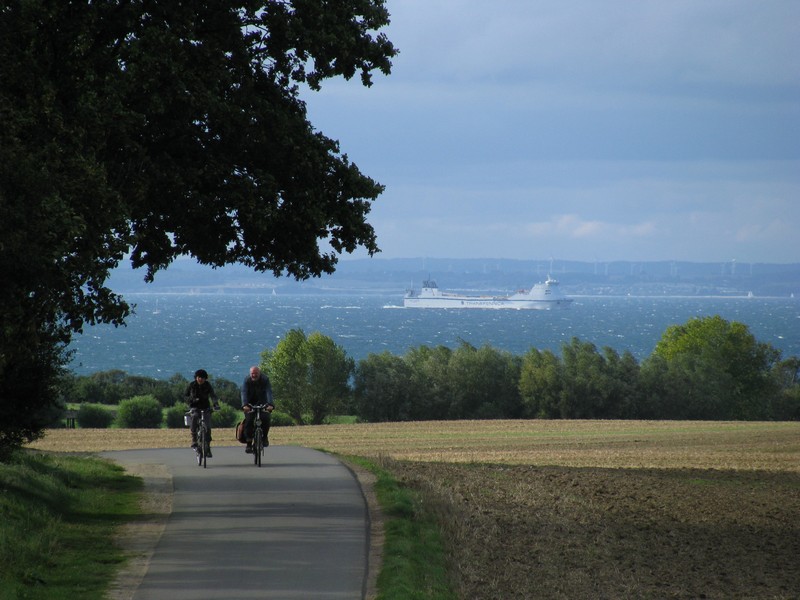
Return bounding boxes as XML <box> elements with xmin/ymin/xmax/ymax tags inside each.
<box><xmin>0</xmin><ymin>451</ymin><xmax>141</xmax><ymax>600</ymax></box>
<box><xmin>344</xmin><ymin>456</ymin><xmax>457</xmax><ymax>600</ymax></box>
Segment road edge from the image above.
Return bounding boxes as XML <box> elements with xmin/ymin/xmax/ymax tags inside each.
<box><xmin>340</xmin><ymin>459</ymin><xmax>385</xmax><ymax>600</ymax></box>
<box><xmin>108</xmin><ymin>463</ymin><xmax>173</xmax><ymax>600</ymax></box>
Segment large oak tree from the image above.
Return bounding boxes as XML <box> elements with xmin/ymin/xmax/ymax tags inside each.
<box><xmin>0</xmin><ymin>0</ymin><xmax>396</xmax><ymax>457</ymax></box>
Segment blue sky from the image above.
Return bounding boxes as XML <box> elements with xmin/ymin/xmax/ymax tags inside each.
<box><xmin>301</xmin><ymin>0</ymin><xmax>799</xmax><ymax>264</ymax></box>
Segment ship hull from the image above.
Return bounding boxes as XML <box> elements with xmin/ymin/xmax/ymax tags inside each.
<box><xmin>403</xmin><ymin>297</ymin><xmax>572</xmax><ymax>309</ymax></box>
<box><xmin>403</xmin><ymin>277</ymin><xmax>573</xmax><ymax>310</ymax></box>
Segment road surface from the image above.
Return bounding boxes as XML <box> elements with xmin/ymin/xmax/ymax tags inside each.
<box><xmin>104</xmin><ymin>445</ymin><xmax>373</xmax><ymax>599</ymax></box>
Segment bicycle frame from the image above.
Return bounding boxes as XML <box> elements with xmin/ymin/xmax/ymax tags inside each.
<box><xmin>249</xmin><ymin>404</ymin><xmax>270</xmax><ymax>467</ymax></box>
<box><xmin>190</xmin><ymin>408</ymin><xmax>212</xmax><ymax>468</ymax></box>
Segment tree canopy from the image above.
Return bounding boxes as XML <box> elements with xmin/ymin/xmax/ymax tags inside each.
<box><xmin>262</xmin><ymin>329</ymin><xmax>353</xmax><ymax>424</ymax></box>
<box><xmin>0</xmin><ymin>1</ymin><xmax>397</xmax><ymax>457</ymax></box>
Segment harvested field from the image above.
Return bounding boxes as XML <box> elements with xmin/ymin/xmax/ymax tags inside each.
<box><xmin>29</xmin><ymin>420</ymin><xmax>800</xmax><ymax>599</ymax></box>
<box><xmin>29</xmin><ymin>420</ymin><xmax>800</xmax><ymax>471</ymax></box>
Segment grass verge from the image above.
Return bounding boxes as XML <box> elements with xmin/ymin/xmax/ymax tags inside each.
<box><xmin>0</xmin><ymin>451</ymin><xmax>142</xmax><ymax>600</ymax></box>
<box><xmin>344</xmin><ymin>456</ymin><xmax>457</xmax><ymax>600</ymax></box>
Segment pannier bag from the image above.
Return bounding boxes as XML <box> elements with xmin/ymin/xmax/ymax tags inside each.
<box><xmin>235</xmin><ymin>420</ymin><xmax>247</xmax><ymax>444</ymax></box>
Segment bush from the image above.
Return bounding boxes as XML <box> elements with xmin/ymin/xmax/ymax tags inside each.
<box><xmin>115</xmin><ymin>395</ymin><xmax>163</xmax><ymax>428</ymax></box>
<box><xmin>270</xmin><ymin>410</ymin><xmax>295</xmax><ymax>427</ymax></box>
<box><xmin>211</xmin><ymin>404</ymin><xmax>238</xmax><ymax>428</ymax></box>
<box><xmin>164</xmin><ymin>402</ymin><xmax>188</xmax><ymax>429</ymax></box>
<box><xmin>76</xmin><ymin>404</ymin><xmax>114</xmax><ymax>428</ymax></box>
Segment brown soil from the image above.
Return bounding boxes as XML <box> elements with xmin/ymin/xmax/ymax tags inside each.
<box><xmin>391</xmin><ymin>462</ymin><xmax>800</xmax><ymax>600</ymax></box>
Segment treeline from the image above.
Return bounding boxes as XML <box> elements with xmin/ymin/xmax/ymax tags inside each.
<box><xmin>64</xmin><ymin>370</ymin><xmax>241</xmax><ymax>409</ymax></box>
<box><xmin>266</xmin><ymin>316</ymin><xmax>799</xmax><ymax>423</ymax></box>
<box><xmin>65</xmin><ymin>315</ymin><xmax>800</xmax><ymax>424</ymax></box>
<box><xmin>351</xmin><ymin>323</ymin><xmax>799</xmax><ymax>422</ymax></box>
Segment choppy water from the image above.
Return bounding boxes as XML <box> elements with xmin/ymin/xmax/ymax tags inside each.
<box><xmin>67</xmin><ymin>293</ymin><xmax>800</xmax><ymax>383</ymax></box>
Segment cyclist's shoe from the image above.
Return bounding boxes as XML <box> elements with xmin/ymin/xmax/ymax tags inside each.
<box><xmin>206</xmin><ymin>448</ymin><xmax>212</xmax><ymax>458</ymax></box>
<box><xmin>264</xmin><ymin>437</ymin><xmax>269</xmax><ymax>447</ymax></box>
<box><xmin>191</xmin><ymin>442</ymin><xmax>198</xmax><ymax>450</ymax></box>
<box><xmin>245</xmin><ymin>443</ymin><xmax>253</xmax><ymax>454</ymax></box>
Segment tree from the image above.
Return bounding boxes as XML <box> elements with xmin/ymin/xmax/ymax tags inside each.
<box><xmin>771</xmin><ymin>357</ymin><xmax>800</xmax><ymax>420</ymax></box>
<box><xmin>403</xmin><ymin>345</ymin><xmax>454</xmax><ymax>421</ymax></box>
<box><xmin>0</xmin><ymin>2</ymin><xmax>396</xmax><ymax>455</ymax></box>
<box><xmin>447</xmin><ymin>342</ymin><xmax>522</xmax><ymax>419</ymax></box>
<box><xmin>559</xmin><ymin>338</ymin><xmax>611</xmax><ymax>418</ymax></box>
<box><xmin>519</xmin><ymin>348</ymin><xmax>564</xmax><ymax>419</ymax></box>
<box><xmin>643</xmin><ymin>315</ymin><xmax>781</xmax><ymax>420</ymax></box>
<box><xmin>263</xmin><ymin>329</ymin><xmax>354</xmax><ymax>424</ymax></box>
<box><xmin>304</xmin><ymin>332</ymin><xmax>354</xmax><ymax>424</ymax></box>
<box><xmin>354</xmin><ymin>351</ymin><xmax>414</xmax><ymax>422</ymax></box>
<box><xmin>262</xmin><ymin>329</ymin><xmax>310</xmax><ymax>423</ymax></box>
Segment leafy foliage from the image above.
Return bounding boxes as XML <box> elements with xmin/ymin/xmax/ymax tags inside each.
<box><xmin>211</xmin><ymin>404</ymin><xmax>239</xmax><ymax>429</ymax></box>
<box><xmin>262</xmin><ymin>329</ymin><xmax>354</xmax><ymax>424</ymax></box>
<box><xmin>0</xmin><ymin>327</ymin><xmax>69</xmax><ymax>460</ymax></box>
<box><xmin>262</xmin><ymin>328</ymin><xmax>310</xmax><ymax>423</ymax></box>
<box><xmin>644</xmin><ymin>316</ymin><xmax>781</xmax><ymax>419</ymax></box>
<box><xmin>519</xmin><ymin>348</ymin><xmax>565</xmax><ymax>419</ymax></box>
<box><xmin>354</xmin><ymin>351</ymin><xmax>414</xmax><ymax>421</ymax></box>
<box><xmin>115</xmin><ymin>395</ymin><xmax>163</xmax><ymax>428</ymax></box>
<box><xmin>447</xmin><ymin>342</ymin><xmax>522</xmax><ymax>419</ymax></box>
<box><xmin>0</xmin><ymin>2</ymin><xmax>395</xmax><ymax>455</ymax></box>
<box><xmin>76</xmin><ymin>403</ymin><xmax>115</xmax><ymax>429</ymax></box>
<box><xmin>354</xmin><ymin>317</ymin><xmax>798</xmax><ymax>422</ymax></box>
<box><xmin>165</xmin><ymin>402</ymin><xmax>188</xmax><ymax>430</ymax></box>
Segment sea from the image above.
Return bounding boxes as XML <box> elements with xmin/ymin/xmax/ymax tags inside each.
<box><xmin>67</xmin><ymin>293</ymin><xmax>800</xmax><ymax>384</ymax></box>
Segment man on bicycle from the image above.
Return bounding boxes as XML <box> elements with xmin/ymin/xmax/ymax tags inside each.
<box><xmin>241</xmin><ymin>365</ymin><xmax>274</xmax><ymax>453</ymax></box>
<box><xmin>185</xmin><ymin>369</ymin><xmax>220</xmax><ymax>456</ymax></box>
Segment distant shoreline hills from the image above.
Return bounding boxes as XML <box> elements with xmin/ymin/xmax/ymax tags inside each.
<box><xmin>109</xmin><ymin>258</ymin><xmax>800</xmax><ymax>298</ymax></box>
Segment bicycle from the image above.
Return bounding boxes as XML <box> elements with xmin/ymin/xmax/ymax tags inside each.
<box><xmin>249</xmin><ymin>404</ymin><xmax>271</xmax><ymax>467</ymax></box>
<box><xmin>187</xmin><ymin>407</ymin><xmax>215</xmax><ymax>468</ymax></box>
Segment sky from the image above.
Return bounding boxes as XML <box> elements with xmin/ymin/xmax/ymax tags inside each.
<box><xmin>300</xmin><ymin>0</ymin><xmax>800</xmax><ymax>264</ymax></box>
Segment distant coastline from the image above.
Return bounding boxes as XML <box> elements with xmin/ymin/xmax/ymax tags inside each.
<box><xmin>108</xmin><ymin>258</ymin><xmax>800</xmax><ymax>299</ymax></box>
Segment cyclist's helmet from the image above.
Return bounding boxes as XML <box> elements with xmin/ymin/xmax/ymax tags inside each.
<box><xmin>194</xmin><ymin>369</ymin><xmax>209</xmax><ymax>379</ymax></box>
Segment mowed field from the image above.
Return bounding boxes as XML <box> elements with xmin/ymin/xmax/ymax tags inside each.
<box><xmin>31</xmin><ymin>420</ymin><xmax>800</xmax><ymax>599</ymax></box>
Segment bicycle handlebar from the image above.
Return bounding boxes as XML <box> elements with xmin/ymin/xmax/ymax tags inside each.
<box><xmin>188</xmin><ymin>406</ymin><xmax>218</xmax><ymax>414</ymax></box>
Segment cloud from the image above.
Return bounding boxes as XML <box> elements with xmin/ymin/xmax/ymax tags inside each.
<box><xmin>307</xmin><ymin>2</ymin><xmax>799</xmax><ymax>263</ymax></box>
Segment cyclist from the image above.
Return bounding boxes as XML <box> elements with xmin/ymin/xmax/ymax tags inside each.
<box><xmin>185</xmin><ymin>369</ymin><xmax>220</xmax><ymax>456</ymax></box>
<box><xmin>241</xmin><ymin>365</ymin><xmax>274</xmax><ymax>454</ymax></box>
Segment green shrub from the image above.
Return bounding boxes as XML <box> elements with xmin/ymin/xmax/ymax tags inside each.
<box><xmin>270</xmin><ymin>410</ymin><xmax>295</xmax><ymax>427</ymax></box>
<box><xmin>212</xmin><ymin>404</ymin><xmax>238</xmax><ymax>428</ymax></box>
<box><xmin>115</xmin><ymin>395</ymin><xmax>163</xmax><ymax>428</ymax></box>
<box><xmin>76</xmin><ymin>403</ymin><xmax>114</xmax><ymax>428</ymax></box>
<box><xmin>164</xmin><ymin>402</ymin><xmax>188</xmax><ymax>429</ymax></box>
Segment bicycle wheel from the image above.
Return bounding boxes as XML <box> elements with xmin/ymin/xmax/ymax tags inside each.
<box><xmin>197</xmin><ymin>426</ymin><xmax>206</xmax><ymax>468</ymax></box>
<box><xmin>254</xmin><ymin>428</ymin><xmax>263</xmax><ymax>467</ymax></box>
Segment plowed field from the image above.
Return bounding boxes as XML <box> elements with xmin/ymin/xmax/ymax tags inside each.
<box><xmin>30</xmin><ymin>420</ymin><xmax>800</xmax><ymax>599</ymax></box>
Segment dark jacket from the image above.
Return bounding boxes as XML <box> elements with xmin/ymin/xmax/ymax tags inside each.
<box><xmin>241</xmin><ymin>373</ymin><xmax>274</xmax><ymax>407</ymax></box>
<box><xmin>185</xmin><ymin>380</ymin><xmax>218</xmax><ymax>410</ymax></box>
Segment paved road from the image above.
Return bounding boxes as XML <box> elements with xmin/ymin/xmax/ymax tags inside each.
<box><xmin>104</xmin><ymin>445</ymin><xmax>370</xmax><ymax>599</ymax></box>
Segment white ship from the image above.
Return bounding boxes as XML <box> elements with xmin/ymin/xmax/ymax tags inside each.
<box><xmin>403</xmin><ymin>276</ymin><xmax>573</xmax><ymax>310</ymax></box>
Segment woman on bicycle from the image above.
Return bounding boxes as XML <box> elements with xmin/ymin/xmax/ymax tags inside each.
<box><xmin>185</xmin><ymin>369</ymin><xmax>220</xmax><ymax>455</ymax></box>
<box><xmin>241</xmin><ymin>366</ymin><xmax>274</xmax><ymax>453</ymax></box>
